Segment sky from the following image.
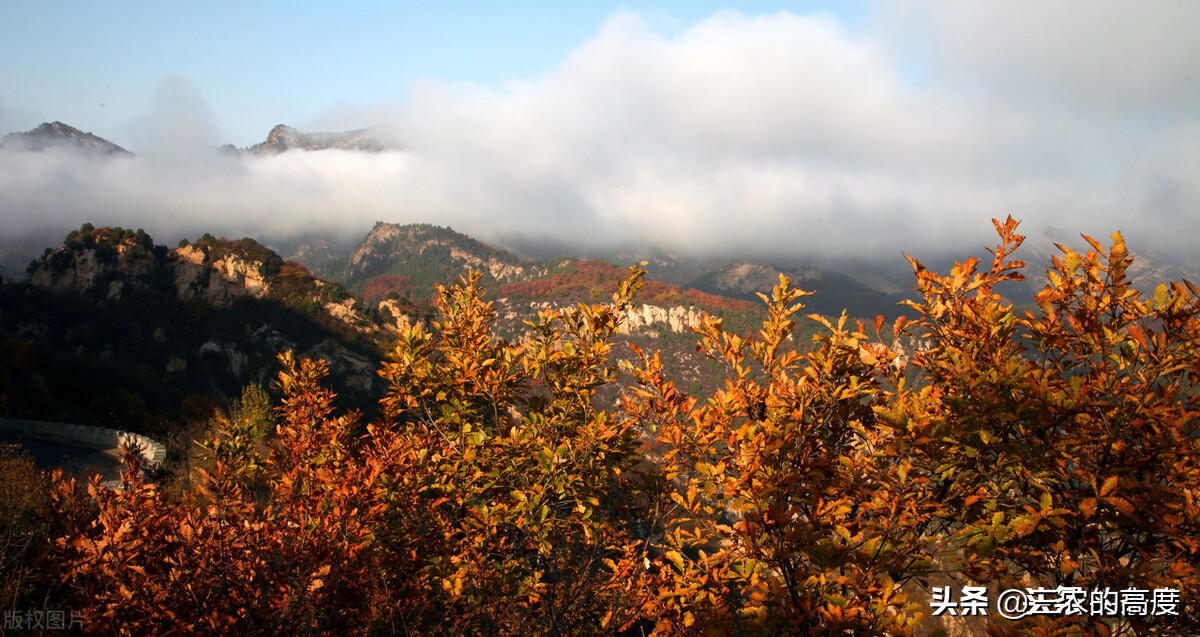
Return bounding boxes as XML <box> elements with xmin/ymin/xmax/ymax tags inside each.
<box><xmin>1</xmin><ymin>1</ymin><xmax>1197</xmax><ymax>260</ymax></box>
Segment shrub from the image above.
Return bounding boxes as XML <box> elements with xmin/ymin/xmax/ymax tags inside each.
<box><xmin>40</xmin><ymin>218</ymin><xmax>1200</xmax><ymax>635</ymax></box>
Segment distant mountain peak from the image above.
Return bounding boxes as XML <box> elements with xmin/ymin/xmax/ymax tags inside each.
<box><xmin>245</xmin><ymin>123</ymin><xmax>397</xmax><ymax>154</ymax></box>
<box><xmin>341</xmin><ymin>222</ymin><xmax>525</xmax><ymax>300</ymax></box>
<box><xmin>1</xmin><ymin>121</ymin><xmax>131</xmax><ymax>155</ymax></box>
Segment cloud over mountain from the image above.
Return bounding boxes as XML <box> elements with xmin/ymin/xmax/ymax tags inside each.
<box><xmin>1</xmin><ymin>6</ymin><xmax>1196</xmax><ymax>259</ymax></box>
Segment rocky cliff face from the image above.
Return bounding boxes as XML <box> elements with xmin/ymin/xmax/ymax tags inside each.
<box><xmin>30</xmin><ymin>236</ymin><xmax>157</xmax><ymax>297</ymax></box>
<box><xmin>30</xmin><ymin>237</ymin><xmax>275</xmax><ymax>309</ymax></box>
<box><xmin>1</xmin><ymin>121</ymin><xmax>130</xmax><ymax>155</ymax></box>
<box><xmin>517</xmin><ymin>300</ymin><xmax>703</xmax><ymax>336</ymax></box>
<box><xmin>377</xmin><ymin>298</ymin><xmax>422</xmax><ymax>332</ymax></box>
<box><xmin>27</xmin><ymin>229</ymin><xmax>409</xmax><ymax>340</ymax></box>
<box><xmin>447</xmin><ymin>246</ymin><xmax>525</xmax><ymax>281</ymax></box>
<box><xmin>619</xmin><ymin>303</ymin><xmax>705</xmax><ymax>335</ymax></box>
<box><xmin>172</xmin><ymin>244</ymin><xmax>272</xmax><ymax>306</ymax></box>
<box><xmin>12</xmin><ymin>227</ymin><xmax>401</xmax><ymax>427</ymax></box>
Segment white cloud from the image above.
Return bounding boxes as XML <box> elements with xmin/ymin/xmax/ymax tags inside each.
<box><xmin>1</xmin><ymin>7</ymin><xmax>1196</xmax><ymax>262</ymax></box>
<box><xmin>878</xmin><ymin>1</ymin><xmax>1200</xmax><ymax>117</ymax></box>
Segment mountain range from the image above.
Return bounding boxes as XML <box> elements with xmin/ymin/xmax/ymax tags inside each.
<box><xmin>3</xmin><ymin>216</ymin><xmax>912</xmax><ymax>436</ymax></box>
<box><xmin>4</xmin><ymin>123</ymin><xmax>1199</xmax><ymax>438</ymax></box>
<box><xmin>0</xmin><ymin>221</ymin><xmax>770</xmax><ymax>437</ymax></box>
<box><xmin>3</xmin><ymin>119</ymin><xmax>1193</xmax><ymax>304</ymax></box>
<box><xmin>0</xmin><ymin>120</ymin><xmax>396</xmax><ymax>158</ymax></box>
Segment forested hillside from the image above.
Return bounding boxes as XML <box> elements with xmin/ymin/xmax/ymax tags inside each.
<box><xmin>0</xmin><ymin>225</ymin><xmax>391</xmax><ymax>432</ymax></box>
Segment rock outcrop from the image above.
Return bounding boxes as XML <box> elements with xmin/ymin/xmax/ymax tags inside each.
<box><xmin>246</xmin><ymin>124</ymin><xmax>395</xmax><ymax>154</ymax></box>
<box><xmin>523</xmin><ymin>300</ymin><xmax>704</xmax><ymax>336</ymax></box>
<box><xmin>16</xmin><ymin>226</ymin><xmax>396</xmax><ymax>423</ymax></box>
<box><xmin>377</xmin><ymin>298</ymin><xmax>422</xmax><ymax>333</ymax></box>
<box><xmin>1</xmin><ymin>121</ymin><xmax>131</xmax><ymax>155</ymax></box>
<box><xmin>172</xmin><ymin>244</ymin><xmax>271</xmax><ymax>306</ymax></box>
<box><xmin>448</xmin><ymin>247</ymin><xmax>525</xmax><ymax>281</ymax></box>
<box><xmin>619</xmin><ymin>303</ymin><xmax>705</xmax><ymax>335</ymax></box>
<box><xmin>30</xmin><ymin>237</ymin><xmax>157</xmax><ymax>295</ymax></box>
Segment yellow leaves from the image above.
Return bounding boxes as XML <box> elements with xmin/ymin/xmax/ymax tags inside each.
<box><xmin>834</xmin><ymin>525</ymin><xmax>853</xmax><ymax>543</ymax></box>
<box><xmin>664</xmin><ymin>550</ymin><xmax>685</xmax><ymax>571</ymax></box>
<box><xmin>1099</xmin><ymin>476</ymin><xmax>1118</xmax><ymax>497</ymax></box>
<box><xmin>1010</xmin><ymin>514</ymin><xmax>1041</xmax><ymax>538</ymax></box>
<box><xmin>441</xmin><ymin>574</ymin><xmax>465</xmax><ymax>598</ymax></box>
<box><xmin>1061</xmin><ymin>250</ymin><xmax>1082</xmax><ymax>275</ymax></box>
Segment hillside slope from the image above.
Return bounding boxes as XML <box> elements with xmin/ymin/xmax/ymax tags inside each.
<box><xmin>688</xmin><ymin>260</ymin><xmax>905</xmax><ymax>319</ymax></box>
<box><xmin>1</xmin><ymin>225</ymin><xmax>394</xmax><ymax>434</ymax></box>
<box><xmin>0</xmin><ymin>121</ymin><xmax>131</xmax><ymax>155</ymax></box>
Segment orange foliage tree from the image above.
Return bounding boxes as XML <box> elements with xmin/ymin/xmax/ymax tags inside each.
<box><xmin>622</xmin><ymin>274</ymin><xmax>933</xmax><ymax>634</ymax></box>
<box><xmin>48</xmin><ymin>268</ymin><xmax>661</xmax><ymax>635</ymax></box>
<box><xmin>882</xmin><ymin>217</ymin><xmax>1200</xmax><ymax>634</ymax></box>
<box><xmin>41</xmin><ymin>217</ymin><xmax>1200</xmax><ymax>635</ymax></box>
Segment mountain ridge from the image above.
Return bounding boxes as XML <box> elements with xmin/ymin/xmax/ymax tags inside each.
<box><xmin>2</xmin><ymin>225</ymin><xmax>396</xmax><ymax>432</ymax></box>
<box><xmin>0</xmin><ymin>121</ymin><xmax>130</xmax><ymax>155</ymax></box>
<box><xmin>0</xmin><ymin>121</ymin><xmax>399</xmax><ymax>157</ymax></box>
<box><xmin>245</xmin><ymin>124</ymin><xmax>397</xmax><ymax>154</ymax></box>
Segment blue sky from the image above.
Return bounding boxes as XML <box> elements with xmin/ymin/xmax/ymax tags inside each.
<box><xmin>1</xmin><ymin>1</ymin><xmax>868</xmax><ymax>146</ymax></box>
<box><xmin>1</xmin><ymin>2</ymin><xmax>1197</xmax><ymax>258</ymax></box>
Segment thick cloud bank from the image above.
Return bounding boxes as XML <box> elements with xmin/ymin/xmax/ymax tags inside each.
<box><xmin>2</xmin><ymin>5</ymin><xmax>1197</xmax><ymax>259</ymax></box>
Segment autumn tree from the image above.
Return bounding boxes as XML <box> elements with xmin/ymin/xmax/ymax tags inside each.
<box><xmin>40</xmin><ymin>217</ymin><xmax>1200</xmax><ymax>635</ymax></box>
<box><xmin>621</xmin><ymin>276</ymin><xmax>932</xmax><ymax>634</ymax></box>
<box><xmin>883</xmin><ymin>217</ymin><xmax>1200</xmax><ymax>634</ymax></box>
<box><xmin>370</xmin><ymin>268</ymin><xmax>662</xmax><ymax>634</ymax></box>
<box><xmin>50</xmin><ymin>356</ymin><xmax>387</xmax><ymax>635</ymax></box>
<box><xmin>47</xmin><ymin>267</ymin><xmax>663</xmax><ymax>635</ymax></box>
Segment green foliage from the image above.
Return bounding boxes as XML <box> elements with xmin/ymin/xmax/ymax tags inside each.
<box><xmin>201</xmin><ymin>382</ymin><xmax>278</xmax><ymax>483</ymax></box>
<box><xmin>341</xmin><ymin>223</ymin><xmax>523</xmax><ymax>303</ymax></box>
<box><xmin>62</xmin><ymin>223</ymin><xmax>152</xmax><ymax>250</ymax></box>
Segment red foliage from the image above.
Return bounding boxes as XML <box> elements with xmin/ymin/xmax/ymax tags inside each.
<box><xmin>360</xmin><ymin>274</ymin><xmax>411</xmax><ymax>304</ymax></box>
